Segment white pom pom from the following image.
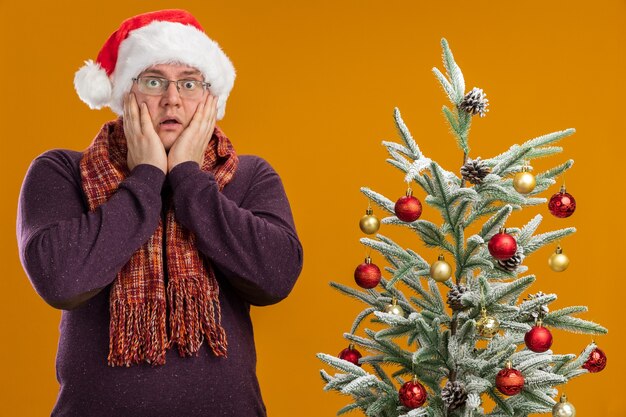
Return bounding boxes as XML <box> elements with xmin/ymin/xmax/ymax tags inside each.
<box><xmin>73</xmin><ymin>60</ymin><xmax>112</xmax><ymax>109</ymax></box>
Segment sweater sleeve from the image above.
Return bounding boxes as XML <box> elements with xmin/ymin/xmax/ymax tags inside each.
<box><xmin>16</xmin><ymin>150</ymin><xmax>166</xmax><ymax>310</ymax></box>
<box><xmin>167</xmin><ymin>159</ymin><xmax>303</xmax><ymax>307</ymax></box>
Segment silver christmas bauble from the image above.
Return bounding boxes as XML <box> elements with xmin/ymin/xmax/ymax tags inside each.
<box><xmin>552</xmin><ymin>394</ymin><xmax>576</xmax><ymax>417</ymax></box>
<box><xmin>384</xmin><ymin>303</ymin><xmax>405</xmax><ymax>317</ymax></box>
<box><xmin>384</xmin><ymin>296</ymin><xmax>405</xmax><ymax>317</ymax></box>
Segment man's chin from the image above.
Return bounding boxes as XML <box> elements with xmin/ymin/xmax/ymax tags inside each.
<box><xmin>158</xmin><ymin>134</ymin><xmax>180</xmax><ymax>152</ymax></box>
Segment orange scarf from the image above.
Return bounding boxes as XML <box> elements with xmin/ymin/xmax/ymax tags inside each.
<box><xmin>79</xmin><ymin>117</ymin><xmax>238</xmax><ymax>367</ymax></box>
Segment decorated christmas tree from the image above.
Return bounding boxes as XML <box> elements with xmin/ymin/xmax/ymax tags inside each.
<box><xmin>316</xmin><ymin>38</ymin><xmax>608</xmax><ymax>417</ymax></box>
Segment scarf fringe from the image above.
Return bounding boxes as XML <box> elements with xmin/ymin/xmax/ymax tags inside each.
<box><xmin>107</xmin><ymin>297</ymin><xmax>168</xmax><ymax>367</ymax></box>
<box><xmin>167</xmin><ymin>273</ymin><xmax>228</xmax><ymax>358</ymax></box>
<box><xmin>204</xmin><ymin>277</ymin><xmax>228</xmax><ymax>357</ymax></box>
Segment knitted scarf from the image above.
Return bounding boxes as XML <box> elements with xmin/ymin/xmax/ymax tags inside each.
<box><xmin>79</xmin><ymin>117</ymin><xmax>238</xmax><ymax>367</ymax></box>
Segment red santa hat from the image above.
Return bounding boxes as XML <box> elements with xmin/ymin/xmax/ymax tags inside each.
<box><xmin>74</xmin><ymin>9</ymin><xmax>235</xmax><ymax>120</ymax></box>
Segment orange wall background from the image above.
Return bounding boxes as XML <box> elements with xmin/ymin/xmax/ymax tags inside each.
<box><xmin>2</xmin><ymin>1</ymin><xmax>624</xmax><ymax>416</ymax></box>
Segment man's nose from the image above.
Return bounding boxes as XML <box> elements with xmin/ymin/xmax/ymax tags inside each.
<box><xmin>161</xmin><ymin>81</ymin><xmax>181</xmax><ymax>106</ymax></box>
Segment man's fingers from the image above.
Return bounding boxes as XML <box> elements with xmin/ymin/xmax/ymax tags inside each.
<box><xmin>201</xmin><ymin>95</ymin><xmax>218</xmax><ymax>147</ymax></box>
<box><xmin>209</xmin><ymin>95</ymin><xmax>218</xmax><ymax>118</ymax></box>
<box><xmin>198</xmin><ymin>94</ymin><xmax>211</xmax><ymax>130</ymax></box>
<box><xmin>139</xmin><ymin>102</ymin><xmax>156</xmax><ymax>137</ymax></box>
<box><xmin>123</xmin><ymin>93</ymin><xmax>130</xmax><ymax>124</ymax></box>
<box><xmin>123</xmin><ymin>93</ymin><xmax>139</xmax><ymax>140</ymax></box>
<box><xmin>198</xmin><ymin>92</ymin><xmax>212</xmax><ymax>122</ymax></box>
<box><xmin>193</xmin><ymin>92</ymin><xmax>209</xmax><ymax>125</ymax></box>
<box><xmin>182</xmin><ymin>92</ymin><xmax>210</xmax><ymax>140</ymax></box>
<box><xmin>128</xmin><ymin>93</ymin><xmax>143</xmax><ymax>136</ymax></box>
<box><xmin>123</xmin><ymin>94</ymin><xmax>130</xmax><ymax>136</ymax></box>
<box><xmin>206</xmin><ymin>95</ymin><xmax>218</xmax><ymax>129</ymax></box>
<box><xmin>207</xmin><ymin>96</ymin><xmax>217</xmax><ymax>125</ymax></box>
<box><xmin>198</xmin><ymin>94</ymin><xmax>217</xmax><ymax>136</ymax></box>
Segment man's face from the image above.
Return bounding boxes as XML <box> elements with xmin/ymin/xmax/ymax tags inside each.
<box><xmin>130</xmin><ymin>63</ymin><xmax>207</xmax><ymax>152</ymax></box>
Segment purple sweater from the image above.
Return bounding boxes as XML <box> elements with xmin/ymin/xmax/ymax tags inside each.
<box><xmin>16</xmin><ymin>148</ymin><xmax>303</xmax><ymax>416</ymax></box>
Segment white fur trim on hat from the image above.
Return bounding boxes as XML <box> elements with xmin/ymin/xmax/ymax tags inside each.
<box><xmin>74</xmin><ymin>60</ymin><xmax>113</xmax><ymax>110</ymax></box>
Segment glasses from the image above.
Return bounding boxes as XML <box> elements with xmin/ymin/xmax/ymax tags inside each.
<box><xmin>132</xmin><ymin>76</ymin><xmax>211</xmax><ymax>98</ymax></box>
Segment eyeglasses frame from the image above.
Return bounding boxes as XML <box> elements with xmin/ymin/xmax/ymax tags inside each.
<box><xmin>131</xmin><ymin>76</ymin><xmax>211</xmax><ymax>96</ymax></box>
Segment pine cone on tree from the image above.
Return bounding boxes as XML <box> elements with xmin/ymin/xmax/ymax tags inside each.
<box><xmin>447</xmin><ymin>284</ymin><xmax>467</xmax><ymax>311</ymax></box>
<box><xmin>441</xmin><ymin>380</ymin><xmax>468</xmax><ymax>411</ymax></box>
<box><xmin>523</xmin><ymin>291</ymin><xmax>550</xmax><ymax>320</ymax></box>
<box><xmin>497</xmin><ymin>251</ymin><xmax>524</xmax><ymax>272</ymax></box>
<box><xmin>459</xmin><ymin>87</ymin><xmax>489</xmax><ymax>117</ymax></box>
<box><xmin>460</xmin><ymin>157</ymin><xmax>491</xmax><ymax>185</ymax></box>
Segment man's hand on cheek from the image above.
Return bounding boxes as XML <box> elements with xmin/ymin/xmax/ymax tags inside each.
<box><xmin>123</xmin><ymin>93</ymin><xmax>168</xmax><ymax>175</ymax></box>
<box><xmin>167</xmin><ymin>93</ymin><xmax>218</xmax><ymax>173</ymax></box>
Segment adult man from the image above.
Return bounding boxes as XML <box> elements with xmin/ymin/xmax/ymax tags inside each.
<box><xmin>16</xmin><ymin>9</ymin><xmax>303</xmax><ymax>416</ymax></box>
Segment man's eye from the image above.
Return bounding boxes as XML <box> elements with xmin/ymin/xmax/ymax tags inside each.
<box><xmin>145</xmin><ymin>78</ymin><xmax>162</xmax><ymax>88</ymax></box>
<box><xmin>182</xmin><ymin>81</ymin><xmax>198</xmax><ymax>90</ymax></box>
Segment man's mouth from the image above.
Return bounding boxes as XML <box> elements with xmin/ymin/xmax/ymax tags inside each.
<box><xmin>160</xmin><ymin>119</ymin><xmax>181</xmax><ymax>125</ymax></box>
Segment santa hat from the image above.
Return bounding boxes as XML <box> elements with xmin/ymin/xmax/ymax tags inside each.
<box><xmin>74</xmin><ymin>9</ymin><xmax>235</xmax><ymax>120</ymax></box>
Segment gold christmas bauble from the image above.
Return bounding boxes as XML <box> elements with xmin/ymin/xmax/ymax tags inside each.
<box><xmin>548</xmin><ymin>246</ymin><xmax>570</xmax><ymax>272</ymax></box>
<box><xmin>513</xmin><ymin>170</ymin><xmax>536</xmax><ymax>194</ymax></box>
<box><xmin>384</xmin><ymin>296</ymin><xmax>405</xmax><ymax>317</ymax></box>
<box><xmin>359</xmin><ymin>208</ymin><xmax>380</xmax><ymax>234</ymax></box>
<box><xmin>430</xmin><ymin>254</ymin><xmax>452</xmax><ymax>282</ymax></box>
<box><xmin>552</xmin><ymin>394</ymin><xmax>576</xmax><ymax>417</ymax></box>
<box><xmin>476</xmin><ymin>307</ymin><xmax>500</xmax><ymax>338</ymax></box>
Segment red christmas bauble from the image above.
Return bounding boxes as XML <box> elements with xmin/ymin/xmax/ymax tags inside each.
<box><xmin>398</xmin><ymin>378</ymin><xmax>427</xmax><ymax>408</ymax></box>
<box><xmin>338</xmin><ymin>344</ymin><xmax>362</xmax><ymax>367</ymax></box>
<box><xmin>354</xmin><ymin>259</ymin><xmax>381</xmax><ymax>289</ymax></box>
<box><xmin>524</xmin><ymin>325</ymin><xmax>553</xmax><ymax>353</ymax></box>
<box><xmin>495</xmin><ymin>363</ymin><xmax>524</xmax><ymax>396</ymax></box>
<box><xmin>394</xmin><ymin>195</ymin><xmax>422</xmax><ymax>222</ymax></box>
<box><xmin>583</xmin><ymin>347</ymin><xmax>607</xmax><ymax>373</ymax></box>
<box><xmin>488</xmin><ymin>229</ymin><xmax>517</xmax><ymax>260</ymax></box>
<box><xmin>548</xmin><ymin>186</ymin><xmax>576</xmax><ymax>218</ymax></box>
